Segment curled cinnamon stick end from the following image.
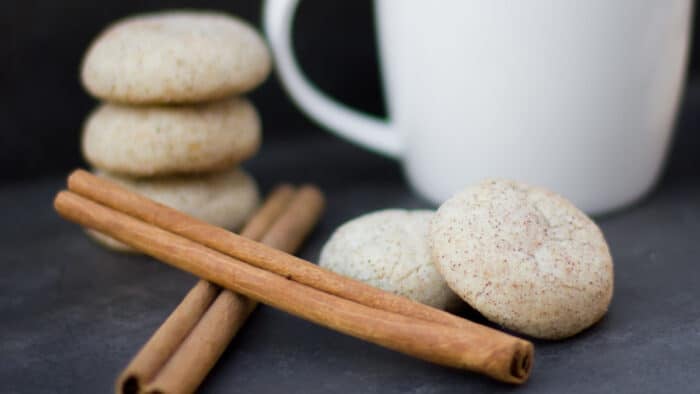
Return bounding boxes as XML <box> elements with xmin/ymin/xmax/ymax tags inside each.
<box><xmin>115</xmin><ymin>280</ymin><xmax>219</xmax><ymax>394</ymax></box>
<box><xmin>507</xmin><ymin>342</ymin><xmax>534</xmax><ymax>383</ymax></box>
<box><xmin>457</xmin><ymin>338</ymin><xmax>532</xmax><ymax>384</ymax></box>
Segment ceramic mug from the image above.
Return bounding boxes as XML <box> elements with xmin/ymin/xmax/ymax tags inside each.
<box><xmin>264</xmin><ymin>0</ymin><xmax>692</xmax><ymax>214</ymax></box>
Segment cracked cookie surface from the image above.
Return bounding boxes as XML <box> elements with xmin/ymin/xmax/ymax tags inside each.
<box><xmin>429</xmin><ymin>179</ymin><xmax>614</xmax><ymax>339</ymax></box>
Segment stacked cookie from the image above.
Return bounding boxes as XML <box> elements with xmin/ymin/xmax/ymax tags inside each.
<box><xmin>79</xmin><ymin>11</ymin><xmax>271</xmax><ymax>252</ymax></box>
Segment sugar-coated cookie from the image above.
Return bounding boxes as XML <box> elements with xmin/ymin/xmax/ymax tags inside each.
<box><xmin>319</xmin><ymin>210</ymin><xmax>460</xmax><ymax>309</ymax></box>
<box><xmin>81</xmin><ymin>10</ymin><xmax>271</xmax><ymax>104</ymax></box>
<box><xmin>429</xmin><ymin>179</ymin><xmax>614</xmax><ymax>339</ymax></box>
<box><xmin>87</xmin><ymin>168</ymin><xmax>259</xmax><ymax>253</ymax></box>
<box><xmin>82</xmin><ymin>97</ymin><xmax>260</xmax><ymax>177</ymax></box>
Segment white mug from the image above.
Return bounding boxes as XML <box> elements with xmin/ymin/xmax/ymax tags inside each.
<box><xmin>264</xmin><ymin>0</ymin><xmax>692</xmax><ymax>214</ymax></box>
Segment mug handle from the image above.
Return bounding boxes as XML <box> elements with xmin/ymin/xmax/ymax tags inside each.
<box><xmin>264</xmin><ymin>0</ymin><xmax>402</xmax><ymax>158</ymax></box>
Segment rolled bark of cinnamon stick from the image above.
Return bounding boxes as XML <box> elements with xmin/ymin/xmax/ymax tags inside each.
<box><xmin>116</xmin><ymin>184</ymin><xmax>298</xmax><ymax>394</ymax></box>
<box><xmin>67</xmin><ymin>170</ymin><xmax>526</xmax><ymax>333</ymax></box>
<box><xmin>117</xmin><ymin>280</ymin><xmax>219</xmax><ymax>394</ymax></box>
<box><xmin>54</xmin><ymin>188</ymin><xmax>533</xmax><ymax>383</ymax></box>
<box><xmin>144</xmin><ymin>187</ymin><xmax>325</xmax><ymax>394</ymax></box>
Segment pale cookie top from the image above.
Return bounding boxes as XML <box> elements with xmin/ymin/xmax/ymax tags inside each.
<box><xmin>430</xmin><ymin>179</ymin><xmax>614</xmax><ymax>339</ymax></box>
<box><xmin>81</xmin><ymin>11</ymin><xmax>271</xmax><ymax>104</ymax></box>
<box><xmin>82</xmin><ymin>97</ymin><xmax>261</xmax><ymax>177</ymax></box>
<box><xmin>320</xmin><ymin>209</ymin><xmax>460</xmax><ymax>310</ymax></box>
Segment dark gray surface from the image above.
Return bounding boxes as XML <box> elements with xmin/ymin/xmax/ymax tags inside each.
<box><xmin>2</xmin><ymin>107</ymin><xmax>700</xmax><ymax>392</ymax></box>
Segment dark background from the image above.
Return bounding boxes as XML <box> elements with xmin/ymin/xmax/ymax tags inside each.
<box><xmin>1</xmin><ymin>0</ymin><xmax>699</xmax><ymax>183</ymax></box>
<box><xmin>1</xmin><ymin>0</ymin><xmax>386</xmax><ymax>181</ymax></box>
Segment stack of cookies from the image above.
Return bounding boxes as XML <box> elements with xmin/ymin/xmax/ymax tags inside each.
<box><xmin>79</xmin><ymin>10</ymin><xmax>271</xmax><ymax>252</ymax></box>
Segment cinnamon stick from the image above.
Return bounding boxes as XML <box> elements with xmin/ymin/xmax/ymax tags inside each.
<box><xmin>68</xmin><ymin>170</ymin><xmax>533</xmax><ymax>367</ymax></box>
<box><xmin>239</xmin><ymin>185</ymin><xmax>297</xmax><ymax>241</ymax></box>
<box><xmin>116</xmin><ymin>184</ymin><xmax>298</xmax><ymax>394</ymax></box>
<box><xmin>144</xmin><ymin>187</ymin><xmax>325</xmax><ymax>394</ymax></box>
<box><xmin>54</xmin><ymin>186</ymin><xmax>533</xmax><ymax>383</ymax></box>
<box><xmin>70</xmin><ymin>171</ymin><xmax>494</xmax><ymax>328</ymax></box>
<box><xmin>118</xmin><ymin>280</ymin><xmax>219</xmax><ymax>394</ymax></box>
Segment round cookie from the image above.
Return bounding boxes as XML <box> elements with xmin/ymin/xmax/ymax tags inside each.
<box><xmin>81</xmin><ymin>10</ymin><xmax>271</xmax><ymax>104</ymax></box>
<box><xmin>87</xmin><ymin>168</ymin><xmax>259</xmax><ymax>253</ymax></box>
<box><xmin>429</xmin><ymin>179</ymin><xmax>614</xmax><ymax>339</ymax></box>
<box><xmin>319</xmin><ymin>210</ymin><xmax>460</xmax><ymax>309</ymax></box>
<box><xmin>82</xmin><ymin>97</ymin><xmax>261</xmax><ymax>177</ymax></box>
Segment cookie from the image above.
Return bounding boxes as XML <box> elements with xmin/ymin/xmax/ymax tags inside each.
<box><xmin>81</xmin><ymin>10</ymin><xmax>271</xmax><ymax>104</ymax></box>
<box><xmin>319</xmin><ymin>210</ymin><xmax>460</xmax><ymax>309</ymax></box>
<box><xmin>87</xmin><ymin>168</ymin><xmax>259</xmax><ymax>253</ymax></box>
<box><xmin>82</xmin><ymin>97</ymin><xmax>261</xmax><ymax>177</ymax></box>
<box><xmin>429</xmin><ymin>179</ymin><xmax>614</xmax><ymax>339</ymax></box>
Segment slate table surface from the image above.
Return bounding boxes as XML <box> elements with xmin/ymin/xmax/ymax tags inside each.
<box><xmin>2</xmin><ymin>88</ymin><xmax>700</xmax><ymax>393</ymax></box>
